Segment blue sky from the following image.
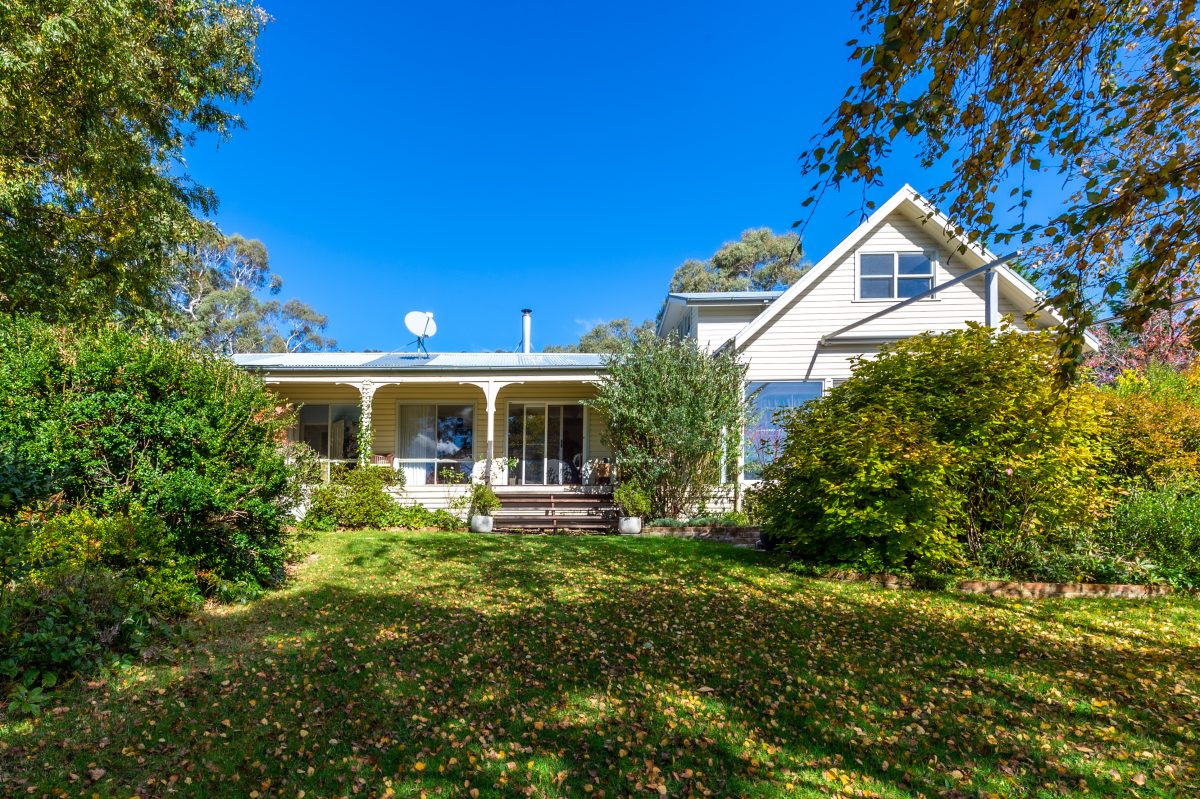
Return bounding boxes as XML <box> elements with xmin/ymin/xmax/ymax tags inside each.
<box><xmin>185</xmin><ymin>1</ymin><xmax>1037</xmax><ymax>352</ymax></box>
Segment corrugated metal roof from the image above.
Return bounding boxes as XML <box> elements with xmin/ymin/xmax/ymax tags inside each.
<box><xmin>231</xmin><ymin>352</ymin><xmax>608</xmax><ymax>371</ymax></box>
<box><xmin>666</xmin><ymin>291</ymin><xmax>782</xmax><ymax>303</ymax></box>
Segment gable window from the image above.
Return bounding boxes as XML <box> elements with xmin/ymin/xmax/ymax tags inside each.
<box><xmin>859</xmin><ymin>252</ymin><xmax>935</xmax><ymax>300</ymax></box>
<box><xmin>743</xmin><ymin>381</ymin><xmax>824</xmax><ymax>480</ymax></box>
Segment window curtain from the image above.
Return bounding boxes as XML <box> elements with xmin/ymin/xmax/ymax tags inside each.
<box><xmin>399</xmin><ymin>404</ymin><xmax>436</xmax><ymax>485</ymax></box>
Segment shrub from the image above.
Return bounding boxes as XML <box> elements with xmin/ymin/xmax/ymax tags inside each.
<box><xmin>714</xmin><ymin>510</ymin><xmax>751</xmax><ymax>527</ymax></box>
<box><xmin>299</xmin><ymin>465</ymin><xmax>404</xmax><ymax>530</ymax></box>
<box><xmin>613</xmin><ymin>481</ymin><xmax>652</xmax><ymax>518</ymax></box>
<box><xmin>757</xmin><ymin>325</ymin><xmax>1112</xmax><ymax>575</ymax></box>
<box><xmin>646</xmin><ymin>511</ymin><xmax>752</xmax><ymax>527</ymax></box>
<box><xmin>1</xmin><ymin>569</ymin><xmax>144</xmax><ymax>681</ymax></box>
<box><xmin>427</xmin><ymin>509</ymin><xmax>466</xmax><ymax>532</ymax></box>
<box><xmin>1102</xmin><ymin>366</ymin><xmax>1200</xmax><ymax>488</ymax></box>
<box><xmin>466</xmin><ymin>484</ymin><xmax>500</xmax><ymax>517</ymax></box>
<box><xmin>758</xmin><ymin>404</ymin><xmax>962</xmax><ymax>573</ymax></box>
<box><xmin>0</xmin><ymin>509</ymin><xmax>200</xmax><ymax>682</ymax></box>
<box><xmin>385</xmin><ymin>504</ymin><xmax>435</xmax><ymax>530</ymax></box>
<box><xmin>338</xmin><ymin>466</ymin><xmax>404</xmax><ymax>529</ymax></box>
<box><xmin>588</xmin><ymin>334</ymin><xmax>750</xmax><ymax>517</ymax></box>
<box><xmin>1099</xmin><ymin>483</ymin><xmax>1200</xmax><ymax>588</ymax></box>
<box><xmin>0</xmin><ymin>317</ymin><xmax>302</xmax><ymax>589</ymax></box>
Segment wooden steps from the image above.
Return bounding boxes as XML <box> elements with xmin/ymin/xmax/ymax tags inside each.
<box><xmin>493</xmin><ymin>490</ymin><xmax>616</xmax><ymax>531</ymax></box>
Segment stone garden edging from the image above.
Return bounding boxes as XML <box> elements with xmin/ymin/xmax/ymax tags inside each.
<box><xmin>830</xmin><ymin>571</ymin><xmax>1181</xmax><ymax>599</ymax></box>
<box><xmin>956</xmin><ymin>579</ymin><xmax>1175</xmax><ymax>599</ymax></box>
<box><xmin>640</xmin><ymin>526</ymin><xmax>762</xmax><ymax>548</ymax></box>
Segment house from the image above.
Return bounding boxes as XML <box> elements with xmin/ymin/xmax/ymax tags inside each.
<box><xmin>234</xmin><ymin>185</ymin><xmax>1086</xmax><ymax>511</ymax></box>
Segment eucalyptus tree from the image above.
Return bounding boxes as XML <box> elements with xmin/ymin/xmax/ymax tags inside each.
<box><xmin>669</xmin><ymin>228</ymin><xmax>807</xmax><ymax>293</ymax></box>
<box><xmin>544</xmin><ymin>318</ymin><xmax>655</xmax><ymax>353</ymax></box>
<box><xmin>170</xmin><ymin>231</ymin><xmax>335</xmax><ymax>355</ymax></box>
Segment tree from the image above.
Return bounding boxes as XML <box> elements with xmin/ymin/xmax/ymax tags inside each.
<box><xmin>544</xmin><ymin>318</ymin><xmax>655</xmax><ymax>353</ymax></box>
<box><xmin>1089</xmin><ymin>311</ymin><xmax>1195</xmax><ymax>384</ymax></box>
<box><xmin>587</xmin><ymin>334</ymin><xmax>750</xmax><ymax>518</ymax></box>
<box><xmin>170</xmin><ymin>231</ymin><xmax>335</xmax><ymax>354</ymax></box>
<box><xmin>798</xmin><ymin>1</ymin><xmax>1200</xmax><ymax>373</ymax></box>
<box><xmin>669</xmin><ymin>228</ymin><xmax>807</xmax><ymax>293</ymax></box>
<box><xmin>0</xmin><ymin>1</ymin><xmax>268</xmax><ymax>323</ymax></box>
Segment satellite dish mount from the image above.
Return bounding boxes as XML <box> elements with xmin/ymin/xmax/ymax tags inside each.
<box><xmin>403</xmin><ymin>311</ymin><xmax>437</xmax><ymax>358</ymax></box>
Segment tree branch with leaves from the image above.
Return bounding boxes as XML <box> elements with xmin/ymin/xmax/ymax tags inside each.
<box><xmin>799</xmin><ymin>0</ymin><xmax>1200</xmax><ymax>374</ymax></box>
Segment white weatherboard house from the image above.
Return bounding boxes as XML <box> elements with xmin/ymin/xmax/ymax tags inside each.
<box><xmin>234</xmin><ymin>186</ymin><xmax>1085</xmax><ymax>520</ymax></box>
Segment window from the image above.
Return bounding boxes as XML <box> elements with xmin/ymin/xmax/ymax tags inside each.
<box><xmin>859</xmin><ymin>252</ymin><xmax>935</xmax><ymax>300</ymax></box>
<box><xmin>397</xmin><ymin>403</ymin><xmax>474</xmax><ymax>485</ymax></box>
<box><xmin>507</xmin><ymin>403</ymin><xmax>586</xmax><ymax>486</ymax></box>
<box><xmin>743</xmin><ymin>381</ymin><xmax>824</xmax><ymax>479</ymax></box>
<box><xmin>297</xmin><ymin>403</ymin><xmax>361</xmax><ymax>462</ymax></box>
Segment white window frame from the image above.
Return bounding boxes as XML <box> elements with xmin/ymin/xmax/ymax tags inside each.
<box><xmin>855</xmin><ymin>250</ymin><xmax>939</xmax><ymax>302</ymax></box>
<box><xmin>741</xmin><ymin>379</ymin><xmax>827</xmax><ymax>482</ymax></box>
<box><xmin>291</xmin><ymin>401</ymin><xmax>363</xmax><ymax>482</ymax></box>
<box><xmin>503</xmin><ymin>399</ymin><xmax>591</xmax><ymax>486</ymax></box>
<box><xmin>394</xmin><ymin>400</ymin><xmax>478</xmax><ymax>485</ymax></box>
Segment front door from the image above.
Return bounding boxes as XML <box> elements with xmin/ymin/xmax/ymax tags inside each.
<box><xmin>507</xmin><ymin>403</ymin><xmax>585</xmax><ymax>485</ymax></box>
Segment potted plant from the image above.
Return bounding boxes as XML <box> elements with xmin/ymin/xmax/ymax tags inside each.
<box><xmin>613</xmin><ymin>481</ymin><xmax>650</xmax><ymax>535</ymax></box>
<box><xmin>467</xmin><ymin>482</ymin><xmax>501</xmax><ymax>533</ymax></box>
<box><xmin>505</xmin><ymin>456</ymin><xmax>519</xmax><ymax>485</ymax></box>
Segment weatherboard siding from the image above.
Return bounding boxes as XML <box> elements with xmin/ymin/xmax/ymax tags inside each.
<box><xmin>261</xmin><ymin>379</ymin><xmax>611</xmax><ymax>470</ymax></box>
<box><xmin>694</xmin><ymin>306</ymin><xmax>763</xmax><ymax>351</ymax></box>
<box><xmin>739</xmin><ymin>211</ymin><xmax>1036</xmax><ymax>383</ymax></box>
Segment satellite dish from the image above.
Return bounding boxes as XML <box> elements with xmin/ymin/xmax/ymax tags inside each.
<box><xmin>404</xmin><ymin>311</ymin><xmax>436</xmax><ymax>356</ymax></box>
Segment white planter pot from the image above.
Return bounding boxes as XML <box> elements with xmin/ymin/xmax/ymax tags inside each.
<box><xmin>617</xmin><ymin>516</ymin><xmax>643</xmax><ymax>535</ymax></box>
<box><xmin>470</xmin><ymin>515</ymin><xmax>494</xmax><ymax>534</ymax></box>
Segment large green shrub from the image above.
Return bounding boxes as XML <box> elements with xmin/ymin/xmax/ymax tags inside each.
<box><xmin>1100</xmin><ymin>484</ymin><xmax>1200</xmax><ymax>588</ymax></box>
<box><xmin>300</xmin><ymin>465</ymin><xmax>404</xmax><ymax>531</ymax></box>
<box><xmin>0</xmin><ymin>317</ymin><xmax>300</xmax><ymax>588</ymax></box>
<box><xmin>756</xmin><ymin>325</ymin><xmax>1112</xmax><ymax>575</ymax></box>
<box><xmin>588</xmin><ymin>334</ymin><xmax>750</xmax><ymax>518</ymax></box>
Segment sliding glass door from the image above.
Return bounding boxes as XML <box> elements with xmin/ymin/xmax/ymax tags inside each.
<box><xmin>507</xmin><ymin>403</ymin><xmax>584</xmax><ymax>485</ymax></box>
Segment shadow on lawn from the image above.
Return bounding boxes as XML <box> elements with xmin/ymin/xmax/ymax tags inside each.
<box><xmin>1</xmin><ymin>532</ymin><xmax>1197</xmax><ymax>799</ymax></box>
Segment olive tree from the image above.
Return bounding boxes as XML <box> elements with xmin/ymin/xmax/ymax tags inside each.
<box><xmin>588</xmin><ymin>335</ymin><xmax>750</xmax><ymax>518</ymax></box>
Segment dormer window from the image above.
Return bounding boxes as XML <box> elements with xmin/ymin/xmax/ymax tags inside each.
<box><xmin>859</xmin><ymin>252</ymin><xmax>935</xmax><ymax>300</ymax></box>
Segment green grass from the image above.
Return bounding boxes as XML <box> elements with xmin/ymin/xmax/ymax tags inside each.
<box><xmin>2</xmin><ymin>531</ymin><xmax>1198</xmax><ymax>798</ymax></box>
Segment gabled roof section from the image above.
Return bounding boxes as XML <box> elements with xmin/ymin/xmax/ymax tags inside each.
<box><xmin>656</xmin><ymin>290</ymin><xmax>781</xmax><ymax>337</ymax></box>
<box><xmin>729</xmin><ymin>185</ymin><xmax>1091</xmax><ymax>350</ymax></box>
<box><xmin>232</xmin><ymin>352</ymin><xmax>608</xmax><ymax>372</ymax></box>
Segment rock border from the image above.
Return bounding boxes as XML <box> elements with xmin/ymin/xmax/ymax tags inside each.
<box><xmin>641</xmin><ymin>526</ymin><xmax>762</xmax><ymax>548</ymax></box>
<box><xmin>829</xmin><ymin>571</ymin><xmax>1181</xmax><ymax>599</ymax></box>
<box><xmin>957</xmin><ymin>579</ymin><xmax>1174</xmax><ymax>599</ymax></box>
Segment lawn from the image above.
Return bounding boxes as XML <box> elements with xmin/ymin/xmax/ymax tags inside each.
<box><xmin>2</xmin><ymin>532</ymin><xmax>1198</xmax><ymax>798</ymax></box>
